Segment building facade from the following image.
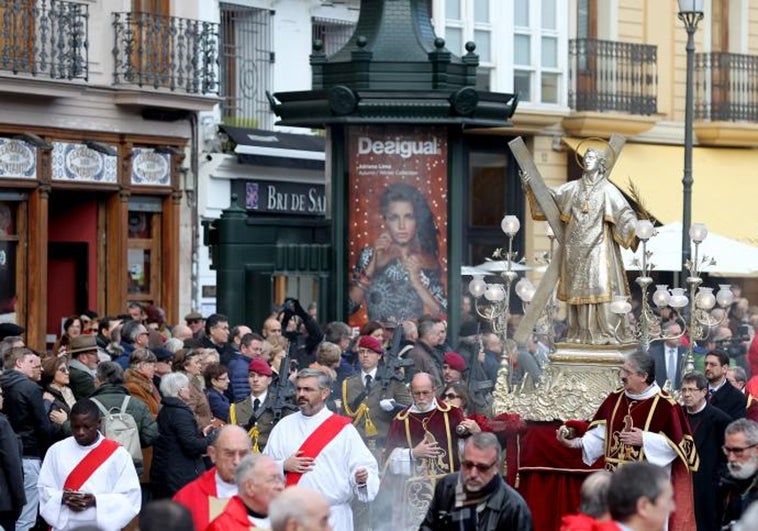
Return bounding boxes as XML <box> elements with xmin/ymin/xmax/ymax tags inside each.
<box><xmin>196</xmin><ymin>0</ymin><xmax>758</xmax><ymax>326</ymax></box>
<box><xmin>0</xmin><ymin>0</ymin><xmax>219</xmax><ymax>349</ymax></box>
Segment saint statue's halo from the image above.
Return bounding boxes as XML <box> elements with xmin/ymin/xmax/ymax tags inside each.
<box><xmin>574</xmin><ymin>137</ymin><xmax>619</xmax><ymax>171</ymax></box>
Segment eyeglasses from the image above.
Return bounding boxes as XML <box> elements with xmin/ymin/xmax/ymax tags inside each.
<box><xmin>722</xmin><ymin>444</ymin><xmax>758</xmax><ymax>457</ymax></box>
<box><xmin>461</xmin><ymin>459</ymin><xmax>498</xmax><ymax>472</ymax></box>
<box><xmin>58</xmin><ymin>367</ymin><xmax>69</xmax><ymax>373</ymax></box>
<box><xmin>443</xmin><ymin>393</ymin><xmax>460</xmax><ymax>400</ymax></box>
<box><xmin>680</xmin><ymin>387</ymin><xmax>705</xmax><ymax>394</ymax></box>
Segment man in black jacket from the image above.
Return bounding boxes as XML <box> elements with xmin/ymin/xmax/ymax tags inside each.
<box><xmin>420</xmin><ymin>432</ymin><xmax>533</xmax><ymax>531</ymax></box>
<box><xmin>0</xmin><ymin>387</ymin><xmax>25</xmax><ymax>531</ymax></box>
<box><xmin>1</xmin><ymin>347</ymin><xmax>62</xmax><ymax>531</ymax></box>
<box><xmin>706</xmin><ymin>350</ymin><xmax>747</xmax><ymax>420</ymax></box>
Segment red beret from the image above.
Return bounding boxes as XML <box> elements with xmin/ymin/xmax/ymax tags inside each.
<box><xmin>443</xmin><ymin>351</ymin><xmax>466</xmax><ymax>372</ymax></box>
<box><xmin>248</xmin><ymin>358</ymin><xmax>272</xmax><ymax>376</ymax></box>
<box><xmin>357</xmin><ymin>335</ymin><xmax>383</xmax><ymax>354</ymax></box>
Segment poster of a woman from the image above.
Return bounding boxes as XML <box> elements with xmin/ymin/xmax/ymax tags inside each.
<box><xmin>347</xmin><ymin>125</ymin><xmax>448</xmax><ymax>328</ymax></box>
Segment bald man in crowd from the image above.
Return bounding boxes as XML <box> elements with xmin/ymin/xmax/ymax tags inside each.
<box><xmin>270</xmin><ymin>486</ymin><xmax>332</xmax><ymax>531</ymax></box>
<box><xmin>173</xmin><ymin>425</ymin><xmax>252</xmax><ymax>530</ymax></box>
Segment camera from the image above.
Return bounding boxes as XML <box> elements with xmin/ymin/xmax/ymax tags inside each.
<box><xmin>716</xmin><ymin>338</ymin><xmax>747</xmax><ymax>358</ymax></box>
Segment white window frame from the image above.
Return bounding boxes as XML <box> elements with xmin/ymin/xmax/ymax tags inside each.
<box><xmin>511</xmin><ymin>0</ymin><xmax>568</xmax><ymax>108</ymax></box>
<box><xmin>432</xmin><ymin>0</ymin><xmax>501</xmax><ymax>91</ymax></box>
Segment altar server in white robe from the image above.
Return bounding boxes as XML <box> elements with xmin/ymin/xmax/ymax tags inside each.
<box><xmin>38</xmin><ymin>398</ymin><xmax>141</xmax><ymax>531</ymax></box>
<box><xmin>264</xmin><ymin>368</ymin><xmax>379</xmax><ymax>531</ymax></box>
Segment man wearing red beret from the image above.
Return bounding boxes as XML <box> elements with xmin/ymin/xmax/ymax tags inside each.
<box><xmin>229</xmin><ymin>358</ymin><xmax>293</xmax><ymax>452</ymax></box>
<box><xmin>442</xmin><ymin>351</ymin><xmax>466</xmax><ymax>385</ymax></box>
<box><xmin>342</xmin><ymin>335</ymin><xmax>412</xmax><ymax>454</ymax></box>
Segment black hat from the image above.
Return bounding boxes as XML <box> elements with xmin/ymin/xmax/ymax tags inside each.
<box><xmin>152</xmin><ymin>347</ymin><xmax>174</xmax><ymax>362</ymax></box>
<box><xmin>0</xmin><ymin>322</ymin><xmax>25</xmax><ymax>341</ymax></box>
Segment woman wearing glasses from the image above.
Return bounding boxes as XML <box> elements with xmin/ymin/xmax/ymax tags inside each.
<box><xmin>40</xmin><ymin>354</ymin><xmax>74</xmax><ymax>442</ymax></box>
<box><xmin>440</xmin><ymin>383</ymin><xmax>485</xmax><ymax>437</ymax></box>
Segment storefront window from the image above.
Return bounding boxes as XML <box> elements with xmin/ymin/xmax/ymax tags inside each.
<box><xmin>127</xmin><ymin>207</ymin><xmax>160</xmax><ymax>304</ymax></box>
<box><xmin>0</xmin><ymin>201</ymin><xmax>18</xmax><ymax>317</ymax></box>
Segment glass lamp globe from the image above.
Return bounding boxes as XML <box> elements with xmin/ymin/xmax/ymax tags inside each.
<box><xmin>695</xmin><ymin>287</ymin><xmax>716</xmax><ymax>310</ymax></box>
<box><xmin>716</xmin><ymin>284</ymin><xmax>734</xmax><ymax>308</ymax></box>
<box><xmin>635</xmin><ymin>219</ymin><xmax>655</xmax><ymax>241</ymax></box>
<box><xmin>689</xmin><ymin>223</ymin><xmax>708</xmax><ymax>244</ymax></box>
<box><xmin>669</xmin><ymin>288</ymin><xmax>689</xmax><ymax>309</ymax></box>
<box><xmin>501</xmin><ymin>215</ymin><xmax>521</xmax><ymax>237</ymax></box>
<box><xmin>652</xmin><ymin>285</ymin><xmax>671</xmax><ymax>308</ymax></box>
<box><xmin>468</xmin><ymin>276</ymin><xmax>486</xmax><ymax>298</ymax></box>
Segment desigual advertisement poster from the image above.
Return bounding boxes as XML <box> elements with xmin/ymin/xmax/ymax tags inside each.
<box><xmin>346</xmin><ymin>125</ymin><xmax>448</xmax><ymax>328</ymax></box>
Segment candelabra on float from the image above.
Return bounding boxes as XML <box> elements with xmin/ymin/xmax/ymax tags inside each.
<box><xmin>468</xmin><ymin>215</ymin><xmax>525</xmax><ymax>340</ymax></box>
<box><xmin>614</xmin><ymin>220</ymin><xmax>733</xmax><ymax>374</ymax></box>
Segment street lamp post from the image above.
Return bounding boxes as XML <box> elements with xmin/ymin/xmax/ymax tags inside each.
<box><xmin>677</xmin><ymin>0</ymin><xmax>704</xmax><ymax>284</ymax></box>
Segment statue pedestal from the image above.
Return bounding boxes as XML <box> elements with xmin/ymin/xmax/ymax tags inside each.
<box><xmin>492</xmin><ymin>343</ymin><xmax>638</xmax><ymax>421</ymax></box>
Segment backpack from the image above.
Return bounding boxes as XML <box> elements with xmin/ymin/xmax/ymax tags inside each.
<box><xmin>91</xmin><ymin>396</ymin><xmax>143</xmax><ymax>466</ymax></box>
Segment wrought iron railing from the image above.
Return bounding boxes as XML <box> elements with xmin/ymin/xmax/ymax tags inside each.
<box><xmin>568</xmin><ymin>38</ymin><xmax>657</xmax><ymax>115</ymax></box>
<box><xmin>112</xmin><ymin>12</ymin><xmax>219</xmax><ymax>95</ymax></box>
<box><xmin>0</xmin><ymin>0</ymin><xmax>88</xmax><ymax>80</ymax></box>
<box><xmin>695</xmin><ymin>52</ymin><xmax>758</xmax><ymax>122</ymax></box>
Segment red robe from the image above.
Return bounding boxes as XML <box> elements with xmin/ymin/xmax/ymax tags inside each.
<box><xmin>206</xmin><ymin>495</ymin><xmax>255</xmax><ymax>531</ymax></box>
<box><xmin>384</xmin><ymin>401</ymin><xmax>464</xmax><ymax>474</ymax></box>
<box><xmin>588</xmin><ymin>388</ymin><xmax>698</xmax><ymax>531</ymax></box>
<box><xmin>172</xmin><ymin>468</ymin><xmax>230</xmax><ymax>531</ymax></box>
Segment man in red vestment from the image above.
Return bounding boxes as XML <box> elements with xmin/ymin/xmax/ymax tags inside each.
<box><xmin>556</xmin><ymin>351</ymin><xmax>698</xmax><ymax>531</ymax></box>
<box><xmin>207</xmin><ymin>453</ymin><xmax>284</xmax><ymax>530</ymax></box>
<box><xmin>381</xmin><ymin>372</ymin><xmax>464</xmax><ymax>529</ymax></box>
<box><xmin>173</xmin><ymin>425</ymin><xmax>252</xmax><ymax>530</ymax></box>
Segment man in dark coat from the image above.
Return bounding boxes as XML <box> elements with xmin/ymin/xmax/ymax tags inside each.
<box><xmin>706</xmin><ymin>350</ymin><xmax>747</xmax><ymax>420</ymax></box>
<box><xmin>0</xmin><ymin>347</ymin><xmax>57</xmax><ymax>530</ymax></box>
<box><xmin>0</xmin><ymin>389</ymin><xmax>25</xmax><ymax>531</ymax></box>
<box><xmin>682</xmin><ymin>372</ymin><xmax>731</xmax><ymax>531</ymax></box>
<box><xmin>719</xmin><ymin>419</ymin><xmax>758</xmax><ymax>527</ymax></box>
<box><xmin>420</xmin><ymin>432</ymin><xmax>533</xmax><ymax>531</ymax></box>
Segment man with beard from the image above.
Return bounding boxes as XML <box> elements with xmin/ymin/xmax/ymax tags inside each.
<box><xmin>681</xmin><ymin>372</ymin><xmax>731</xmax><ymax>531</ymax></box>
<box><xmin>263</xmin><ymin>368</ymin><xmax>379</xmax><ymax>531</ymax></box>
<box><xmin>556</xmin><ymin>351</ymin><xmax>698</xmax><ymax>529</ymax></box>
<box><xmin>705</xmin><ymin>350</ymin><xmax>747</xmax><ymax>420</ymax></box>
<box><xmin>420</xmin><ymin>432</ymin><xmax>532</xmax><ymax>530</ymax></box>
<box><xmin>382</xmin><ymin>372</ymin><xmax>464</xmax><ymax>529</ymax></box>
<box><xmin>720</xmin><ymin>419</ymin><xmax>758</xmax><ymax>526</ymax></box>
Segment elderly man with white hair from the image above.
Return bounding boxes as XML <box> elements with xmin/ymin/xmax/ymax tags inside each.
<box><xmin>270</xmin><ymin>486</ymin><xmax>332</xmax><ymax>531</ymax></box>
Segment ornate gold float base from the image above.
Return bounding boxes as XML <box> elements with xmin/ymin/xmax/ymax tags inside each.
<box><xmin>492</xmin><ymin>343</ymin><xmax>638</xmax><ymax>421</ymax></box>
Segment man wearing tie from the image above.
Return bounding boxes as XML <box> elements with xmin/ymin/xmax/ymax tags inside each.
<box><xmin>650</xmin><ymin>323</ymin><xmax>685</xmax><ymax>390</ymax></box>
<box><xmin>705</xmin><ymin>350</ymin><xmax>747</xmax><ymax>421</ymax></box>
<box><xmin>342</xmin><ymin>335</ymin><xmax>411</xmax><ymax>454</ymax></box>
<box><xmin>229</xmin><ymin>358</ymin><xmax>293</xmax><ymax>452</ymax></box>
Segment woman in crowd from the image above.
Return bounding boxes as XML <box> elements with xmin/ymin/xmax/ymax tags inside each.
<box><xmin>172</xmin><ymin>348</ymin><xmax>213</xmax><ymax>430</ymax></box>
<box><xmin>40</xmin><ymin>354</ymin><xmax>74</xmax><ymax>442</ymax></box>
<box><xmin>203</xmin><ymin>362</ymin><xmax>230</xmax><ymax>423</ymax></box>
<box><xmin>53</xmin><ymin>315</ymin><xmax>83</xmax><ymax>354</ymax></box>
<box><xmin>441</xmin><ymin>382</ymin><xmax>482</xmax><ymax>435</ymax></box>
<box><xmin>124</xmin><ymin>347</ymin><xmax>162</xmax><ymax>493</ymax></box>
<box><xmin>151</xmin><ymin>372</ymin><xmax>214</xmax><ymax>499</ymax></box>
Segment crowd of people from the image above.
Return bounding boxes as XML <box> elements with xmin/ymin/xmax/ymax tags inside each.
<box><xmin>1</xmin><ymin>284</ymin><xmax>758</xmax><ymax>531</ymax></box>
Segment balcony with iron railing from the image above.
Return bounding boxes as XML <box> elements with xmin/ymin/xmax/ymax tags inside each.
<box><xmin>0</xmin><ymin>0</ymin><xmax>88</xmax><ymax>82</ymax></box>
<box><xmin>564</xmin><ymin>38</ymin><xmax>659</xmax><ymax>137</ymax></box>
<box><xmin>693</xmin><ymin>52</ymin><xmax>758</xmax><ymax>146</ymax></box>
<box><xmin>112</xmin><ymin>11</ymin><xmax>219</xmax><ymax>101</ymax></box>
